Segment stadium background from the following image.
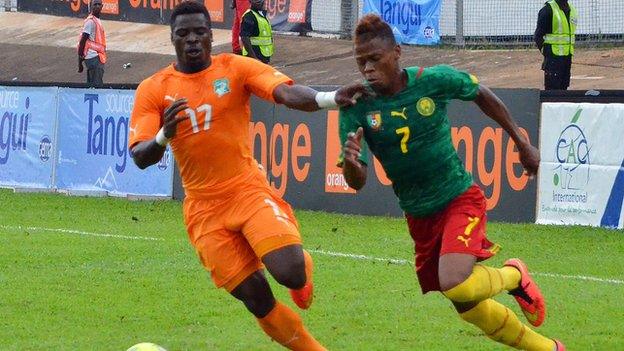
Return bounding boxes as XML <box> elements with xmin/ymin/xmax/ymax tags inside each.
<box><xmin>1</xmin><ymin>1</ymin><xmax>624</xmax><ymax>350</ymax></box>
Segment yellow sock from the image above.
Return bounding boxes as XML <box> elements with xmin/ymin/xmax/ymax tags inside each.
<box><xmin>443</xmin><ymin>264</ymin><xmax>521</xmax><ymax>302</ymax></box>
<box><xmin>460</xmin><ymin>299</ymin><xmax>555</xmax><ymax>351</ymax></box>
<box><xmin>257</xmin><ymin>301</ymin><xmax>326</xmax><ymax>351</ymax></box>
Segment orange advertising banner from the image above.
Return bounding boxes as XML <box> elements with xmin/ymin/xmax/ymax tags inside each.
<box><xmin>325</xmin><ymin>110</ymin><xmax>357</xmax><ymax>194</ymax></box>
<box><xmin>287</xmin><ymin>0</ymin><xmax>307</xmax><ymax>23</ymax></box>
<box><xmin>204</xmin><ymin>0</ymin><xmax>224</xmax><ymax>22</ymax></box>
<box><xmin>102</xmin><ymin>0</ymin><xmax>119</xmax><ymax>15</ymax></box>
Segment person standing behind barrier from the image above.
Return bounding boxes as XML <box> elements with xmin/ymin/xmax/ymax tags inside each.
<box><xmin>240</xmin><ymin>0</ymin><xmax>273</xmax><ymax>64</ymax></box>
<box><xmin>77</xmin><ymin>0</ymin><xmax>106</xmax><ymax>86</ymax></box>
<box><xmin>534</xmin><ymin>0</ymin><xmax>577</xmax><ymax>90</ymax></box>
<box><xmin>231</xmin><ymin>0</ymin><xmax>250</xmax><ymax>54</ymax></box>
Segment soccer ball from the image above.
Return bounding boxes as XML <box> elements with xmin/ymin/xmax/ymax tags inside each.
<box><xmin>126</xmin><ymin>342</ymin><xmax>167</xmax><ymax>351</ymax></box>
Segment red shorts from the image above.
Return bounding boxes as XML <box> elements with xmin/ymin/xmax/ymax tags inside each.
<box><xmin>405</xmin><ymin>184</ymin><xmax>500</xmax><ymax>294</ymax></box>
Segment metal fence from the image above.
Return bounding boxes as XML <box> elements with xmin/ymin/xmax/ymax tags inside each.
<box><xmin>311</xmin><ymin>0</ymin><xmax>624</xmax><ymax>46</ymax></box>
<box><xmin>6</xmin><ymin>0</ymin><xmax>623</xmax><ymax>46</ymax></box>
<box><xmin>0</xmin><ymin>0</ymin><xmax>17</xmax><ymax>12</ymax></box>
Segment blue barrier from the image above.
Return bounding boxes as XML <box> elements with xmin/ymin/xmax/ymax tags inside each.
<box><xmin>0</xmin><ymin>85</ymin><xmax>173</xmax><ymax>197</ymax></box>
<box><xmin>55</xmin><ymin>88</ymin><xmax>173</xmax><ymax>196</ymax></box>
<box><xmin>0</xmin><ymin>86</ymin><xmax>58</xmax><ymax>189</ymax></box>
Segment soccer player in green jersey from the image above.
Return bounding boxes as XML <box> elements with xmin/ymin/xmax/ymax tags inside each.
<box><xmin>338</xmin><ymin>14</ymin><xmax>565</xmax><ymax>351</ymax></box>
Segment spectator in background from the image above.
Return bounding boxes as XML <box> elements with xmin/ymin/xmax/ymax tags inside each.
<box><xmin>240</xmin><ymin>0</ymin><xmax>273</xmax><ymax>64</ymax></box>
<box><xmin>534</xmin><ymin>0</ymin><xmax>577</xmax><ymax>90</ymax></box>
<box><xmin>231</xmin><ymin>0</ymin><xmax>250</xmax><ymax>54</ymax></box>
<box><xmin>77</xmin><ymin>0</ymin><xmax>107</xmax><ymax>86</ymax></box>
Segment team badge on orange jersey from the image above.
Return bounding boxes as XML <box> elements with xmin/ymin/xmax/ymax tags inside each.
<box><xmin>366</xmin><ymin>111</ymin><xmax>382</xmax><ymax>131</ymax></box>
<box><xmin>213</xmin><ymin>78</ymin><xmax>230</xmax><ymax>97</ymax></box>
<box><xmin>417</xmin><ymin>97</ymin><xmax>435</xmax><ymax>117</ymax></box>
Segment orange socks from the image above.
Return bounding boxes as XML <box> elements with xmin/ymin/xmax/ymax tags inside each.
<box><xmin>257</xmin><ymin>301</ymin><xmax>326</xmax><ymax>351</ymax></box>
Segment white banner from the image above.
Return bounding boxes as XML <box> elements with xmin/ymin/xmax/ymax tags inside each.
<box><xmin>537</xmin><ymin>103</ymin><xmax>624</xmax><ymax>229</ymax></box>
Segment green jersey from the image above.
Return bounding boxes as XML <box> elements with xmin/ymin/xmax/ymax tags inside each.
<box><xmin>339</xmin><ymin>65</ymin><xmax>479</xmax><ymax>217</ymax></box>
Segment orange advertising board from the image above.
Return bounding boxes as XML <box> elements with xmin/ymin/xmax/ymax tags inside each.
<box><xmin>204</xmin><ymin>0</ymin><xmax>224</xmax><ymax>22</ymax></box>
<box><xmin>101</xmin><ymin>0</ymin><xmax>119</xmax><ymax>15</ymax></box>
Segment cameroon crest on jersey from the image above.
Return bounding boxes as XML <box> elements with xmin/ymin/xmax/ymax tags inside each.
<box><xmin>417</xmin><ymin>97</ymin><xmax>435</xmax><ymax>117</ymax></box>
<box><xmin>366</xmin><ymin>111</ymin><xmax>382</xmax><ymax>131</ymax></box>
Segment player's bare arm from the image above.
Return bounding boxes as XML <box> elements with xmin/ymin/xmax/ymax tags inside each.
<box><xmin>342</xmin><ymin>127</ymin><xmax>367</xmax><ymax>190</ymax></box>
<box><xmin>474</xmin><ymin>85</ymin><xmax>540</xmax><ymax>177</ymax></box>
<box><xmin>131</xmin><ymin>98</ymin><xmax>189</xmax><ymax>169</ymax></box>
<box><xmin>272</xmin><ymin>82</ymin><xmax>369</xmax><ymax>112</ymax></box>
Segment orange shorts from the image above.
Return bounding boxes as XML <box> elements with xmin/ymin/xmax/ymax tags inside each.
<box><xmin>184</xmin><ymin>176</ymin><xmax>301</xmax><ymax>292</ymax></box>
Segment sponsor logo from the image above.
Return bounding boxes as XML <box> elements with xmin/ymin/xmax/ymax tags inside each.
<box><xmin>391</xmin><ymin>107</ymin><xmax>407</xmax><ymax>120</ymax></box>
<box><xmin>84</xmin><ymin>93</ymin><xmax>131</xmax><ymax>173</ymax></box>
<box><xmin>423</xmin><ymin>26</ymin><xmax>435</xmax><ymax>39</ymax></box>
<box><xmin>0</xmin><ymin>94</ymin><xmax>29</xmax><ymax>165</ymax></box>
<box><xmin>551</xmin><ymin>108</ymin><xmax>591</xmax><ymax>206</ymax></box>
<box><xmin>287</xmin><ymin>0</ymin><xmax>307</xmax><ymax>23</ymax></box>
<box><xmin>416</xmin><ymin>97</ymin><xmax>435</xmax><ymax>117</ymax></box>
<box><xmin>379</xmin><ymin>0</ymin><xmax>423</xmax><ymax>35</ymax></box>
<box><xmin>213</xmin><ymin>78</ymin><xmax>230</xmax><ymax>97</ymax></box>
<box><xmin>324</xmin><ymin>110</ymin><xmax>356</xmax><ymax>193</ymax></box>
<box><xmin>39</xmin><ymin>135</ymin><xmax>53</xmax><ymax>162</ymax></box>
<box><xmin>553</xmin><ymin>109</ymin><xmax>590</xmax><ymax>191</ymax></box>
<box><xmin>157</xmin><ymin>148</ymin><xmax>171</xmax><ymax>171</ymax></box>
<box><xmin>366</xmin><ymin>111</ymin><xmax>382</xmax><ymax>131</ymax></box>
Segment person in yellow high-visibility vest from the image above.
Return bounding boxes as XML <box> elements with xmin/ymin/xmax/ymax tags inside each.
<box><xmin>240</xmin><ymin>0</ymin><xmax>274</xmax><ymax>64</ymax></box>
<box><xmin>534</xmin><ymin>0</ymin><xmax>577</xmax><ymax>90</ymax></box>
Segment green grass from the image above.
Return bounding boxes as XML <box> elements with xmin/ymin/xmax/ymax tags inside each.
<box><xmin>1</xmin><ymin>189</ymin><xmax>623</xmax><ymax>350</ymax></box>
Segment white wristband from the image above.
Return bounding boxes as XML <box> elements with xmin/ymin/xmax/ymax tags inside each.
<box><xmin>315</xmin><ymin>91</ymin><xmax>338</xmax><ymax>109</ymax></box>
<box><xmin>155</xmin><ymin>128</ymin><xmax>169</xmax><ymax>146</ymax></box>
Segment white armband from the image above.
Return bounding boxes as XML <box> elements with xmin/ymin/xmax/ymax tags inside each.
<box><xmin>315</xmin><ymin>91</ymin><xmax>338</xmax><ymax>109</ymax></box>
<box><xmin>155</xmin><ymin>128</ymin><xmax>169</xmax><ymax>147</ymax></box>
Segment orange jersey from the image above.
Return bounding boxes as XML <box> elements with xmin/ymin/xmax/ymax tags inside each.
<box><xmin>129</xmin><ymin>54</ymin><xmax>292</xmax><ymax>199</ymax></box>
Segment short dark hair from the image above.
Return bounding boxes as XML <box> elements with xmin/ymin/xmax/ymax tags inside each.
<box><xmin>355</xmin><ymin>14</ymin><xmax>396</xmax><ymax>46</ymax></box>
<box><xmin>170</xmin><ymin>1</ymin><xmax>211</xmax><ymax>28</ymax></box>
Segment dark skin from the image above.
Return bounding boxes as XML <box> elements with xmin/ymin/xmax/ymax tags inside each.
<box><xmin>240</xmin><ymin>0</ymin><xmax>266</xmax><ymax>61</ymax></box>
<box><xmin>342</xmin><ymin>37</ymin><xmax>540</xmax><ymax>313</ymax></box>
<box><xmin>131</xmin><ymin>12</ymin><xmax>367</xmax><ymax>318</ymax></box>
<box><xmin>78</xmin><ymin>0</ymin><xmax>103</xmax><ymax>73</ymax></box>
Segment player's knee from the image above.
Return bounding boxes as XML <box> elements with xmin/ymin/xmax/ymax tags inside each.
<box><xmin>271</xmin><ymin>259</ymin><xmax>306</xmax><ymax>289</ymax></box>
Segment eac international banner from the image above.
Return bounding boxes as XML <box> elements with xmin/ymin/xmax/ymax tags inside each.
<box><xmin>55</xmin><ymin>88</ymin><xmax>173</xmax><ymax>197</ymax></box>
<box><xmin>363</xmin><ymin>0</ymin><xmax>442</xmax><ymax>45</ymax></box>
<box><xmin>537</xmin><ymin>103</ymin><xmax>624</xmax><ymax>229</ymax></box>
<box><xmin>0</xmin><ymin>86</ymin><xmax>58</xmax><ymax>189</ymax></box>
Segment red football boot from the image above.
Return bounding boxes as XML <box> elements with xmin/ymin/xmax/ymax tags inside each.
<box><xmin>504</xmin><ymin>258</ymin><xmax>546</xmax><ymax>327</ymax></box>
<box><xmin>290</xmin><ymin>250</ymin><xmax>314</xmax><ymax>309</ymax></box>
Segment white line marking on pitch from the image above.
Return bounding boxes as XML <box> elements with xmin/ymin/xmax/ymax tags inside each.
<box><xmin>2</xmin><ymin>225</ymin><xmax>622</xmax><ymax>285</ymax></box>
<box><xmin>309</xmin><ymin>249</ymin><xmax>624</xmax><ymax>285</ymax></box>
<box><xmin>0</xmin><ymin>225</ymin><xmax>164</xmax><ymax>241</ymax></box>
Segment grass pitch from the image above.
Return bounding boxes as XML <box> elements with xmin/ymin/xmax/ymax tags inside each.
<box><xmin>1</xmin><ymin>189</ymin><xmax>623</xmax><ymax>350</ymax></box>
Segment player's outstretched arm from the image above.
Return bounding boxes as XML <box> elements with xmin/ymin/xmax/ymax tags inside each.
<box><xmin>273</xmin><ymin>82</ymin><xmax>369</xmax><ymax>112</ymax></box>
<box><xmin>474</xmin><ymin>85</ymin><xmax>540</xmax><ymax>177</ymax></box>
<box><xmin>131</xmin><ymin>98</ymin><xmax>189</xmax><ymax>169</ymax></box>
<box><xmin>342</xmin><ymin>127</ymin><xmax>367</xmax><ymax>190</ymax></box>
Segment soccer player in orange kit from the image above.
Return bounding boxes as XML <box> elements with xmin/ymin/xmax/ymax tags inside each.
<box><xmin>128</xmin><ymin>2</ymin><xmax>366</xmax><ymax>350</ymax></box>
